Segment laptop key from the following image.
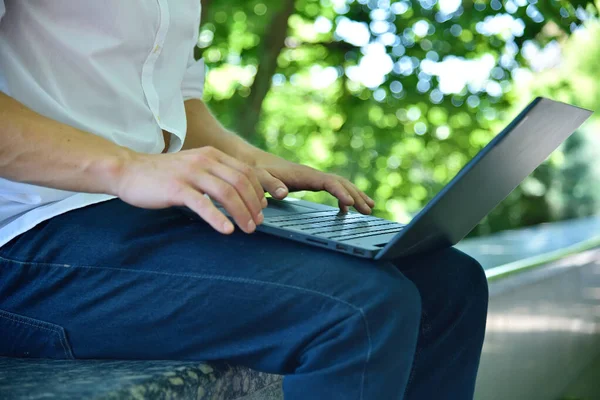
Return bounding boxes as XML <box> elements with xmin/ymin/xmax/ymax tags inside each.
<box><xmin>269</xmin><ymin>212</ymin><xmax>367</xmax><ymax>226</ymax></box>
<box><xmin>316</xmin><ymin>224</ymin><xmax>403</xmax><ymax>238</ymax></box>
<box><xmin>304</xmin><ymin>220</ymin><xmax>399</xmax><ymax>234</ymax></box>
<box><xmin>265</xmin><ymin>211</ymin><xmax>339</xmax><ymax>223</ymax></box>
<box><xmin>279</xmin><ymin>214</ymin><xmax>373</xmax><ymax>229</ymax></box>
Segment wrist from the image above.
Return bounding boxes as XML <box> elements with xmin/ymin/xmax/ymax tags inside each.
<box><xmin>228</xmin><ymin>133</ymin><xmax>263</xmax><ymax>166</ymax></box>
<box><xmin>91</xmin><ymin>146</ymin><xmax>138</xmax><ymax>197</ymax></box>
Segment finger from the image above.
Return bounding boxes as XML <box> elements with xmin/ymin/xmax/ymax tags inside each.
<box><xmin>323</xmin><ymin>177</ymin><xmax>354</xmax><ymax>207</ymax></box>
<box><xmin>213</xmin><ymin>151</ymin><xmax>267</xmax><ymax>208</ymax></box>
<box><xmin>338</xmin><ymin>199</ymin><xmax>350</xmax><ymax>214</ymax></box>
<box><xmin>193</xmin><ymin>173</ymin><xmax>258</xmax><ymax>234</ymax></box>
<box><xmin>350</xmin><ymin>183</ymin><xmax>375</xmax><ymax>207</ymax></box>
<box><xmin>341</xmin><ymin>180</ymin><xmax>372</xmax><ymax>215</ymax></box>
<box><xmin>180</xmin><ymin>186</ymin><xmax>234</xmax><ymax>234</ymax></box>
<box><xmin>206</xmin><ymin>162</ymin><xmax>264</xmax><ymax>225</ymax></box>
<box><xmin>362</xmin><ymin>191</ymin><xmax>376</xmax><ymax>208</ymax></box>
<box><xmin>256</xmin><ymin>168</ymin><xmax>289</xmax><ymax>199</ymax></box>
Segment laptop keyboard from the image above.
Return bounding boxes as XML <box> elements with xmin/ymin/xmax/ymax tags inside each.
<box><xmin>266</xmin><ymin>211</ymin><xmax>405</xmax><ymax>241</ymax></box>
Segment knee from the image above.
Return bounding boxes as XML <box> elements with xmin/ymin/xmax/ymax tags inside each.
<box><xmin>459</xmin><ymin>250</ymin><xmax>488</xmax><ymax>304</ymax></box>
<box><xmin>359</xmin><ymin>267</ymin><xmax>423</xmax><ymax>338</ymax></box>
<box><xmin>384</xmin><ymin>274</ymin><xmax>422</xmax><ymax>324</ymax></box>
<box><xmin>448</xmin><ymin>248</ymin><xmax>489</xmax><ymax>321</ymax></box>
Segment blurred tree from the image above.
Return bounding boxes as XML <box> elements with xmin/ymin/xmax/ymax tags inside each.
<box><xmin>197</xmin><ymin>0</ymin><xmax>598</xmax><ymax>235</ymax></box>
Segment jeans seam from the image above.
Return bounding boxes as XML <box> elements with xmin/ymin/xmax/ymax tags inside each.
<box><xmin>402</xmin><ymin>312</ymin><xmax>424</xmax><ymax>398</ymax></box>
<box><xmin>0</xmin><ymin>254</ymin><xmax>372</xmax><ymax>398</ymax></box>
<box><xmin>57</xmin><ymin>328</ymin><xmax>74</xmax><ymax>359</ymax></box>
<box><xmin>0</xmin><ymin>312</ymin><xmax>72</xmax><ymax>359</ymax></box>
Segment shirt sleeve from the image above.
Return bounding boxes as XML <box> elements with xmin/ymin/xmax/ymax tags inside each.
<box><xmin>180</xmin><ymin>3</ymin><xmax>205</xmax><ymax>101</ymax></box>
<box><xmin>181</xmin><ymin>45</ymin><xmax>206</xmax><ymax>101</ymax></box>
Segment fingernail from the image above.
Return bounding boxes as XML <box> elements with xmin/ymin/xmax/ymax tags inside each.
<box><xmin>247</xmin><ymin>220</ymin><xmax>256</xmax><ymax>232</ymax></box>
<box><xmin>262</xmin><ymin>197</ymin><xmax>268</xmax><ymax>207</ymax></box>
<box><xmin>276</xmin><ymin>188</ymin><xmax>287</xmax><ymax>197</ymax></box>
<box><xmin>223</xmin><ymin>221</ymin><xmax>234</xmax><ymax>233</ymax></box>
<box><xmin>257</xmin><ymin>211</ymin><xmax>264</xmax><ymax>224</ymax></box>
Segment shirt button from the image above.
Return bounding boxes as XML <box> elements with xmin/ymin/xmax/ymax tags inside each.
<box><xmin>154</xmin><ymin>45</ymin><xmax>160</xmax><ymax>53</ymax></box>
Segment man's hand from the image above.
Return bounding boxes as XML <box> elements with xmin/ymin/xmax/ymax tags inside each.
<box><xmin>115</xmin><ymin>145</ymin><xmax>375</xmax><ymax>236</ymax></box>
<box><xmin>250</xmin><ymin>150</ymin><xmax>375</xmax><ymax>215</ymax></box>
<box><xmin>182</xmin><ymin>100</ymin><xmax>374</xmax><ymax>218</ymax></box>
<box><xmin>116</xmin><ymin>147</ymin><xmax>267</xmax><ymax>235</ymax></box>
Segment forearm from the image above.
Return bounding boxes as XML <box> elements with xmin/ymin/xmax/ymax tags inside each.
<box><xmin>0</xmin><ymin>92</ymin><xmax>131</xmax><ymax>195</ymax></box>
<box><xmin>183</xmin><ymin>99</ymin><xmax>263</xmax><ymax>165</ymax></box>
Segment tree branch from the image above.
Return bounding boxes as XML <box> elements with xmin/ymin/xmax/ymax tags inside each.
<box><xmin>200</xmin><ymin>0</ymin><xmax>214</xmax><ymax>28</ymax></box>
<box><xmin>235</xmin><ymin>0</ymin><xmax>296</xmax><ymax>141</ymax></box>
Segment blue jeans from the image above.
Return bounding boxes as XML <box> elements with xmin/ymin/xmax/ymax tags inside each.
<box><xmin>0</xmin><ymin>199</ymin><xmax>488</xmax><ymax>399</ymax></box>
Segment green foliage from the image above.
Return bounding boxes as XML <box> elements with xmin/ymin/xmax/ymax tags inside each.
<box><xmin>199</xmin><ymin>0</ymin><xmax>599</xmax><ymax>235</ymax></box>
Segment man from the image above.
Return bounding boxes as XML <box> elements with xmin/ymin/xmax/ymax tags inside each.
<box><xmin>0</xmin><ymin>1</ymin><xmax>488</xmax><ymax>399</ymax></box>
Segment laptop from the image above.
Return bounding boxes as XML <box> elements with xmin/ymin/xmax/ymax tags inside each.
<box><xmin>209</xmin><ymin>97</ymin><xmax>593</xmax><ymax>260</ymax></box>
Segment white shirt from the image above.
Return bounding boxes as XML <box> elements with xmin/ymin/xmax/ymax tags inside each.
<box><xmin>0</xmin><ymin>0</ymin><xmax>205</xmax><ymax>247</ymax></box>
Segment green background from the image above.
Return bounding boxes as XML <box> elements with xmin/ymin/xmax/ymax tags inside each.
<box><xmin>198</xmin><ymin>0</ymin><xmax>600</xmax><ymax>237</ymax></box>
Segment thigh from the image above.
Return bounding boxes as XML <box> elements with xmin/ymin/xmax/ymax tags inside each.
<box><xmin>0</xmin><ymin>200</ymin><xmax>419</xmax><ymax>370</ymax></box>
<box><xmin>0</xmin><ymin>199</ymin><xmax>409</xmax><ymax>306</ymax></box>
<box><xmin>394</xmin><ymin>246</ymin><xmax>488</xmax><ymax>326</ymax></box>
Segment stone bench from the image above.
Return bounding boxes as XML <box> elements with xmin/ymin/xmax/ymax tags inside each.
<box><xmin>0</xmin><ymin>358</ymin><xmax>283</xmax><ymax>399</ymax></box>
<box><xmin>2</xmin><ymin>216</ymin><xmax>600</xmax><ymax>400</ymax></box>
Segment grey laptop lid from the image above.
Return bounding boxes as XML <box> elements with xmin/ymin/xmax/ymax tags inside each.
<box><xmin>377</xmin><ymin>97</ymin><xmax>593</xmax><ymax>260</ymax></box>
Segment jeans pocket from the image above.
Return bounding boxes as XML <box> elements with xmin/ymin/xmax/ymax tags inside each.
<box><xmin>0</xmin><ymin>309</ymin><xmax>75</xmax><ymax>360</ymax></box>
